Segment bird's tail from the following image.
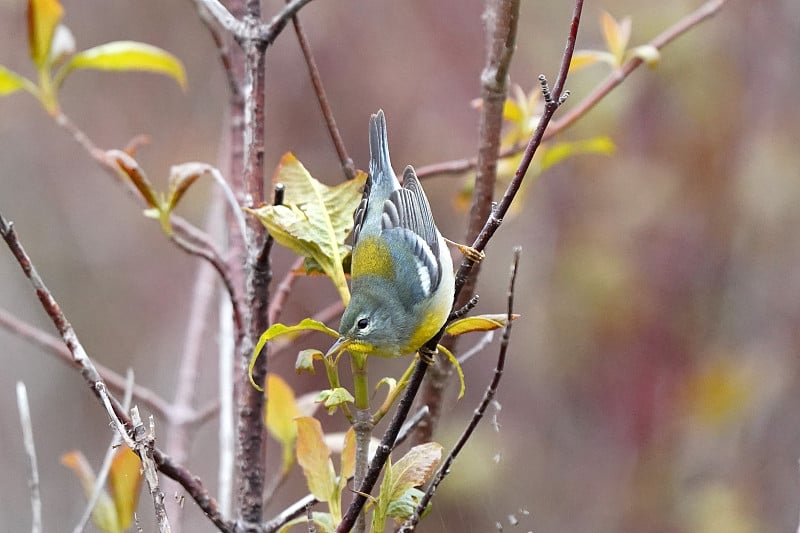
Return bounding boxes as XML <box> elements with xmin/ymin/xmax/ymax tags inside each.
<box><xmin>369</xmin><ymin>109</ymin><xmax>396</xmax><ymax>189</ymax></box>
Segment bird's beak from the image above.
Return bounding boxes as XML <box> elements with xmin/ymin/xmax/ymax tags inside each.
<box><xmin>326</xmin><ymin>336</ymin><xmax>350</xmax><ymax>358</ymax></box>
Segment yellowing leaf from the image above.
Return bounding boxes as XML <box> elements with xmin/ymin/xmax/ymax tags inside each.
<box><xmin>296</xmin><ymin>348</ymin><xmax>322</xmax><ymax>374</ymax></box>
<box><xmin>685</xmin><ymin>360</ymin><xmax>750</xmax><ymax>427</ymax></box>
<box><xmin>295</xmin><ymin>417</ymin><xmax>337</xmax><ymax>502</ymax></box>
<box><xmin>340</xmin><ymin>428</ymin><xmax>356</xmax><ymax>482</ymax></box>
<box><xmin>386</xmin><ymin>442</ymin><xmax>442</xmax><ymax>502</ymax></box>
<box><xmin>318</xmin><ymin>387</ymin><xmax>355</xmax><ymax>412</ymax></box>
<box><xmin>28</xmin><ymin>0</ymin><xmax>64</xmax><ymax>67</ymax></box>
<box><xmin>438</xmin><ymin>345</ymin><xmax>466</xmax><ymax>399</ymax></box>
<box><xmin>249</xmin><ymin>319</ymin><xmax>339</xmax><ymax>391</ymax></box>
<box><xmin>61</xmin><ymin>41</ymin><xmax>187</xmax><ymax>90</ymax></box>
<box><xmin>265</xmin><ymin>373</ymin><xmax>303</xmax><ymax>473</ymax></box>
<box><xmin>446</xmin><ymin>314</ymin><xmax>520</xmax><ymax>336</ymax></box>
<box><xmin>109</xmin><ymin>447</ymin><xmax>142</xmax><ymax>531</ymax></box>
<box><xmin>601</xmin><ymin>11</ymin><xmax>631</xmax><ymax>65</ymax></box>
<box><xmin>0</xmin><ymin>66</ymin><xmax>32</xmax><ymax>96</ymax></box>
<box><xmin>246</xmin><ymin>154</ymin><xmax>367</xmax><ymax>305</ymax></box>
<box><xmin>61</xmin><ymin>450</ymin><xmax>121</xmax><ymax>533</ymax></box>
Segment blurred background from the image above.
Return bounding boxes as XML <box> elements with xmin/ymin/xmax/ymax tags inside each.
<box><xmin>2</xmin><ymin>0</ymin><xmax>799</xmax><ymax>531</ymax></box>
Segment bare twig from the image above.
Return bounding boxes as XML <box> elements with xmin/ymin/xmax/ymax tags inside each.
<box><xmin>414</xmin><ymin>0</ymin><xmax>520</xmax><ymax>447</ymax></box>
<box><xmin>400</xmin><ymin>248</ymin><xmax>520</xmax><ymax>531</ymax></box>
<box><xmin>73</xmin><ymin>370</ymin><xmax>135</xmax><ymax>533</ymax></box>
<box><xmin>218</xmin><ymin>290</ymin><xmax>236</xmax><ymax>517</ymax></box>
<box><xmin>194</xmin><ymin>0</ymin><xmax>247</xmax><ymax>38</ymax></box>
<box><xmin>0</xmin><ymin>212</ymin><xmax>235</xmax><ymax>533</ymax></box>
<box><xmin>262</xmin><ymin>0</ymin><xmax>317</xmax><ymax>44</ymax></box>
<box><xmin>288</xmin><ymin>4</ymin><xmax>356</xmax><ymax>180</ymax></box>
<box><xmin>414</xmin><ymin>0</ymin><xmax>729</xmax><ymax>180</ymax></box>
<box><xmin>192</xmin><ymin>0</ymin><xmax>242</xmax><ymax>100</ymax></box>
<box><xmin>16</xmin><ymin>382</ymin><xmax>42</xmax><ymax>533</ymax></box>
<box><xmin>0</xmin><ymin>307</ymin><xmax>171</xmax><ymax>421</ymax></box>
<box><xmin>337</xmin><ymin>2</ymin><xmax>584</xmax><ymax>529</ymax></box>
<box><xmin>132</xmin><ymin>407</ymin><xmax>172</xmax><ymax>533</ymax></box>
<box><xmin>267</xmin><ymin>256</ymin><xmax>305</xmax><ymax>324</ymax></box>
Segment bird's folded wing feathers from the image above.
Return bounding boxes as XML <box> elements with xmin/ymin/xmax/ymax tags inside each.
<box><xmin>381</xmin><ymin>166</ymin><xmax>443</xmax><ymax>293</ymax></box>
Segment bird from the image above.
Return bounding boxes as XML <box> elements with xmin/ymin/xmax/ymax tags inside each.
<box><xmin>327</xmin><ymin>110</ymin><xmax>455</xmax><ymax>359</ymax></box>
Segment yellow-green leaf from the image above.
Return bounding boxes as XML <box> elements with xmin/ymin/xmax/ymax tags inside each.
<box><xmin>296</xmin><ymin>348</ymin><xmax>322</xmax><ymax>374</ymax></box>
<box><xmin>539</xmin><ymin>136</ymin><xmax>616</xmax><ymax>172</ymax></box>
<box><xmin>438</xmin><ymin>345</ymin><xmax>466</xmax><ymax>399</ymax></box>
<box><xmin>386</xmin><ymin>487</ymin><xmax>426</xmax><ymax>524</ymax></box>
<box><xmin>266</xmin><ymin>373</ymin><xmax>303</xmax><ymax>473</ymax></box>
<box><xmin>109</xmin><ymin>447</ymin><xmax>142</xmax><ymax>531</ymax></box>
<box><xmin>318</xmin><ymin>387</ymin><xmax>355</xmax><ymax>412</ymax></box>
<box><xmin>628</xmin><ymin>44</ymin><xmax>661</xmax><ymax>67</ymax></box>
<box><xmin>0</xmin><ymin>66</ymin><xmax>32</xmax><ymax>96</ymax></box>
<box><xmin>600</xmin><ymin>11</ymin><xmax>631</xmax><ymax>65</ymax></box>
<box><xmin>28</xmin><ymin>0</ymin><xmax>64</xmax><ymax>67</ymax></box>
<box><xmin>446</xmin><ymin>314</ymin><xmax>520</xmax><ymax>336</ymax></box>
<box><xmin>295</xmin><ymin>417</ymin><xmax>337</xmax><ymax>503</ymax></box>
<box><xmin>61</xmin><ymin>41</ymin><xmax>187</xmax><ymax>90</ymax></box>
<box><xmin>246</xmin><ymin>153</ymin><xmax>367</xmax><ymax>305</ymax></box>
<box><xmin>569</xmin><ymin>50</ymin><xmax>617</xmax><ymax>72</ymax></box>
<box><xmin>61</xmin><ymin>450</ymin><xmax>121</xmax><ymax>533</ymax></box>
<box><xmin>249</xmin><ymin>319</ymin><xmax>339</xmax><ymax>391</ymax></box>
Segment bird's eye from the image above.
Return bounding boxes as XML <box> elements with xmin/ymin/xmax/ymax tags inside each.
<box><xmin>357</xmin><ymin>318</ymin><xmax>369</xmax><ymax>330</ymax></box>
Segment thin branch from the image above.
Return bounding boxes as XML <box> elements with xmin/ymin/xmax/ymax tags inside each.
<box><xmin>0</xmin><ymin>212</ymin><xmax>235</xmax><ymax>533</ymax></box>
<box><xmin>288</xmin><ymin>5</ymin><xmax>356</xmax><ymax>180</ymax></box>
<box><xmin>194</xmin><ymin>0</ymin><xmax>247</xmax><ymax>38</ymax></box>
<box><xmin>217</xmin><ymin>291</ymin><xmax>235</xmax><ymax>517</ymax></box>
<box><xmin>415</xmin><ymin>0</ymin><xmax>521</xmax><ymax>446</ymax></box>
<box><xmin>192</xmin><ymin>0</ymin><xmax>243</xmax><ymax>100</ymax></box>
<box><xmin>267</xmin><ymin>256</ymin><xmax>305</xmax><ymax>325</ymax></box>
<box><xmin>0</xmin><ymin>307</ymin><xmax>171</xmax><ymax>421</ymax></box>
<box><xmin>262</xmin><ymin>0</ymin><xmax>317</xmax><ymax>45</ymax></box>
<box><xmin>263</xmin><ymin>407</ymin><xmax>429</xmax><ymax>532</ymax></box>
<box><xmin>16</xmin><ymin>382</ymin><xmax>42</xmax><ymax>533</ymax></box>
<box><xmin>400</xmin><ymin>248</ymin><xmax>520</xmax><ymax>531</ymax></box>
<box><xmin>132</xmin><ymin>407</ymin><xmax>172</xmax><ymax>533</ymax></box>
<box><xmin>549</xmin><ymin>0</ymin><xmax>728</xmax><ymax>134</ymax></box>
<box><xmin>339</xmin><ymin>1</ymin><xmax>584</xmax><ymax>528</ymax></box>
<box><xmin>73</xmin><ymin>370</ymin><xmax>135</xmax><ymax>533</ymax></box>
<box><xmin>414</xmin><ymin>0</ymin><xmax>728</xmax><ymax>180</ymax></box>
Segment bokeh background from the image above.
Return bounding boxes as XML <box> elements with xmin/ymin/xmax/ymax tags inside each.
<box><xmin>2</xmin><ymin>0</ymin><xmax>799</xmax><ymax>531</ymax></box>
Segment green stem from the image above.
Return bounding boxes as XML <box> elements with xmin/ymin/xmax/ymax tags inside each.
<box><xmin>351</xmin><ymin>353</ymin><xmax>371</xmax><ymax>533</ymax></box>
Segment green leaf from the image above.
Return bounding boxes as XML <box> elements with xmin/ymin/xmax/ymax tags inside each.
<box><xmin>446</xmin><ymin>314</ymin><xmax>520</xmax><ymax>336</ymax></box>
<box><xmin>265</xmin><ymin>373</ymin><xmax>304</xmax><ymax>474</ymax></box>
<box><xmin>539</xmin><ymin>136</ymin><xmax>616</xmax><ymax>172</ymax></box>
<box><xmin>60</xmin><ymin>41</ymin><xmax>187</xmax><ymax>90</ymax></box>
<box><xmin>295</xmin><ymin>417</ymin><xmax>337</xmax><ymax>503</ymax></box>
<box><xmin>317</xmin><ymin>387</ymin><xmax>355</xmax><ymax>413</ymax></box>
<box><xmin>386</xmin><ymin>487</ymin><xmax>426</xmax><ymax>523</ymax></box>
<box><xmin>246</xmin><ymin>153</ymin><xmax>367</xmax><ymax>305</ymax></box>
<box><xmin>27</xmin><ymin>0</ymin><xmax>64</xmax><ymax>68</ymax></box>
<box><xmin>249</xmin><ymin>319</ymin><xmax>339</xmax><ymax>391</ymax></box>
<box><xmin>108</xmin><ymin>447</ymin><xmax>142</xmax><ymax>531</ymax></box>
<box><xmin>0</xmin><ymin>66</ymin><xmax>32</xmax><ymax>96</ymax></box>
<box><xmin>374</xmin><ymin>443</ymin><xmax>442</xmax><ymax>531</ymax></box>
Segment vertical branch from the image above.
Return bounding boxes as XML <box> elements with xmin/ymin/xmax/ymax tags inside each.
<box><xmin>16</xmin><ymin>382</ymin><xmax>42</xmax><ymax>533</ymax></box>
<box><xmin>236</xmin><ymin>3</ymin><xmax>272</xmax><ymax>529</ymax></box>
<box><xmin>415</xmin><ymin>0</ymin><xmax>521</xmax><ymax>445</ymax></box>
